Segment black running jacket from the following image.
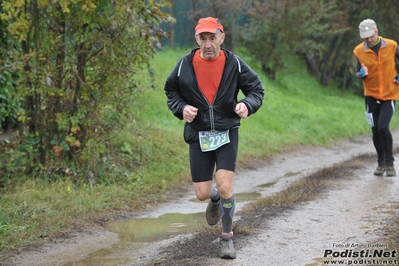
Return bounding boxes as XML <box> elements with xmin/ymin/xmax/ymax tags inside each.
<box><xmin>164</xmin><ymin>48</ymin><xmax>264</xmax><ymax>143</ymax></box>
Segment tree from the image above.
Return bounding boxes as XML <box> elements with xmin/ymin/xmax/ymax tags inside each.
<box><xmin>240</xmin><ymin>0</ymin><xmax>284</xmax><ymax>81</ymax></box>
<box><xmin>0</xmin><ymin>0</ymin><xmax>173</xmax><ymax>179</ymax></box>
<box><xmin>294</xmin><ymin>0</ymin><xmax>351</xmax><ymax>86</ymax></box>
<box><xmin>240</xmin><ymin>0</ymin><xmax>384</xmax><ymax>89</ymax></box>
<box><xmin>0</xmin><ymin>2</ymin><xmax>22</xmax><ymax>131</ymax></box>
<box><xmin>240</xmin><ymin>0</ymin><xmax>349</xmax><ymax>82</ymax></box>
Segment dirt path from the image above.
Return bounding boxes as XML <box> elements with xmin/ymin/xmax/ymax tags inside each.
<box><xmin>4</xmin><ymin>130</ymin><xmax>399</xmax><ymax>266</ymax></box>
<box><xmin>207</xmin><ymin>162</ymin><xmax>399</xmax><ymax>266</ymax></box>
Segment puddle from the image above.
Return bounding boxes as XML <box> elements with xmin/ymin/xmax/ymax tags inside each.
<box><xmin>62</xmin><ymin>212</ymin><xmax>206</xmax><ymax>266</ymax></box>
<box><xmin>236</xmin><ymin>191</ymin><xmax>262</xmax><ymax>201</ymax></box>
<box><xmin>284</xmin><ymin>171</ymin><xmax>301</xmax><ymax>177</ymax></box>
<box><xmin>258</xmin><ymin>181</ymin><xmax>277</xmax><ymax>188</ymax></box>
<box><xmin>107</xmin><ymin>212</ymin><xmax>207</xmax><ymax>243</ymax></box>
<box><xmin>256</xmin><ymin>172</ymin><xmax>300</xmax><ymax>189</ymax></box>
<box><xmin>371</xmin><ymin>201</ymin><xmax>399</xmax><ymax>215</ymax></box>
<box><xmin>62</xmin><ymin>191</ymin><xmax>262</xmax><ymax>265</ymax></box>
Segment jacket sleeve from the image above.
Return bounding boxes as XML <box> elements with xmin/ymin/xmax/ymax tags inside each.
<box><xmin>236</xmin><ymin>56</ymin><xmax>264</xmax><ymax>116</ymax></box>
<box><xmin>164</xmin><ymin>58</ymin><xmax>187</xmax><ymax>120</ymax></box>
<box><xmin>354</xmin><ymin>56</ymin><xmax>364</xmax><ymax>79</ymax></box>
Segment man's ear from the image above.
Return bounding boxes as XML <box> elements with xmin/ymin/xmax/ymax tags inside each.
<box><xmin>195</xmin><ymin>35</ymin><xmax>200</xmax><ymax>46</ymax></box>
<box><xmin>220</xmin><ymin>33</ymin><xmax>225</xmax><ymax>44</ymax></box>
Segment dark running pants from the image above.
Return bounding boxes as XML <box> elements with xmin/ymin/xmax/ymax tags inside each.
<box><xmin>365</xmin><ymin>96</ymin><xmax>395</xmax><ymax>166</ymax></box>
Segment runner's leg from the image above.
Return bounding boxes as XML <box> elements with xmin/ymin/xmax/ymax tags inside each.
<box><xmin>215</xmin><ymin>129</ymin><xmax>238</xmax><ymax>233</ymax></box>
<box><xmin>378</xmin><ymin>100</ymin><xmax>395</xmax><ymax>166</ymax></box>
<box><xmin>366</xmin><ymin>97</ymin><xmax>385</xmax><ymax>166</ymax></box>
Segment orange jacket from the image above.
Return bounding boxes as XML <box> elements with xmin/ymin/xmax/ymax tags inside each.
<box><xmin>353</xmin><ymin>37</ymin><xmax>399</xmax><ymax>100</ymax></box>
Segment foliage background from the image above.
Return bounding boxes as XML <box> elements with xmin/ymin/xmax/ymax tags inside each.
<box><xmin>162</xmin><ymin>0</ymin><xmax>399</xmax><ymax>90</ymax></box>
<box><xmin>0</xmin><ymin>0</ymin><xmax>173</xmax><ymax>182</ymax></box>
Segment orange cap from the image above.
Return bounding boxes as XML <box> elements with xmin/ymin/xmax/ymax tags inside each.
<box><xmin>195</xmin><ymin>17</ymin><xmax>224</xmax><ymax>35</ymax></box>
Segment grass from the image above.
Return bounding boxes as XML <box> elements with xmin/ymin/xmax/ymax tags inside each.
<box><xmin>1</xmin><ymin>47</ymin><xmax>399</xmax><ymax>258</ymax></box>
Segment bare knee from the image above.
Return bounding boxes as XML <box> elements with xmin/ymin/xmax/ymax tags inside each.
<box><xmin>217</xmin><ymin>182</ymin><xmax>233</xmax><ymax>198</ymax></box>
<box><xmin>215</xmin><ymin>170</ymin><xmax>234</xmax><ymax>198</ymax></box>
<box><xmin>195</xmin><ymin>191</ymin><xmax>209</xmax><ymax>201</ymax></box>
<box><xmin>193</xmin><ymin>181</ymin><xmax>212</xmax><ymax>201</ymax></box>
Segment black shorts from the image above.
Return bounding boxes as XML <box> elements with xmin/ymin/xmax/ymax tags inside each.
<box><xmin>189</xmin><ymin>128</ymin><xmax>238</xmax><ymax>183</ymax></box>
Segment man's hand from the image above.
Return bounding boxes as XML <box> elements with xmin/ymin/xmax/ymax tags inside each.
<box><xmin>360</xmin><ymin>63</ymin><xmax>369</xmax><ymax>77</ymax></box>
<box><xmin>235</xmin><ymin>102</ymin><xmax>248</xmax><ymax>118</ymax></box>
<box><xmin>183</xmin><ymin>105</ymin><xmax>198</xmax><ymax>123</ymax></box>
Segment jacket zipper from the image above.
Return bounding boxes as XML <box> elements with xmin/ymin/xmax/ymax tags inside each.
<box><xmin>192</xmin><ymin>69</ymin><xmax>223</xmax><ymax>133</ymax></box>
<box><xmin>191</xmin><ymin>50</ymin><xmax>229</xmax><ymax>132</ymax></box>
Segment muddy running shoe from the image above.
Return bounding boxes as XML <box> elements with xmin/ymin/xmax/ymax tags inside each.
<box><xmin>373</xmin><ymin>166</ymin><xmax>385</xmax><ymax>176</ymax></box>
<box><xmin>386</xmin><ymin>166</ymin><xmax>396</xmax><ymax>177</ymax></box>
<box><xmin>205</xmin><ymin>199</ymin><xmax>220</xmax><ymax>225</ymax></box>
<box><xmin>219</xmin><ymin>232</ymin><xmax>236</xmax><ymax>259</ymax></box>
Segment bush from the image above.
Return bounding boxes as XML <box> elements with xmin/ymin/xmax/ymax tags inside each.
<box><xmin>0</xmin><ymin>70</ymin><xmax>22</xmax><ymax>131</ymax></box>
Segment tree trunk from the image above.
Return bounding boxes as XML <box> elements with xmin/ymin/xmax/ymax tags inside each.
<box><xmin>303</xmin><ymin>53</ymin><xmax>320</xmax><ymax>78</ymax></box>
<box><xmin>262</xmin><ymin>63</ymin><xmax>276</xmax><ymax>81</ymax></box>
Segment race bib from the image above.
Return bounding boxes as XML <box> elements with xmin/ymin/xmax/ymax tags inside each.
<box><xmin>365</xmin><ymin>112</ymin><xmax>374</xmax><ymax>127</ymax></box>
<box><xmin>199</xmin><ymin>130</ymin><xmax>230</xmax><ymax>152</ymax></box>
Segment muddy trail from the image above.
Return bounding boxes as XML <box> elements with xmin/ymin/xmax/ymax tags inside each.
<box><xmin>3</xmin><ymin>130</ymin><xmax>399</xmax><ymax>266</ymax></box>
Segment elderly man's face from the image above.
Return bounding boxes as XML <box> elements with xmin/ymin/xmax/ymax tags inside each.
<box><xmin>195</xmin><ymin>31</ymin><xmax>225</xmax><ymax>60</ymax></box>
